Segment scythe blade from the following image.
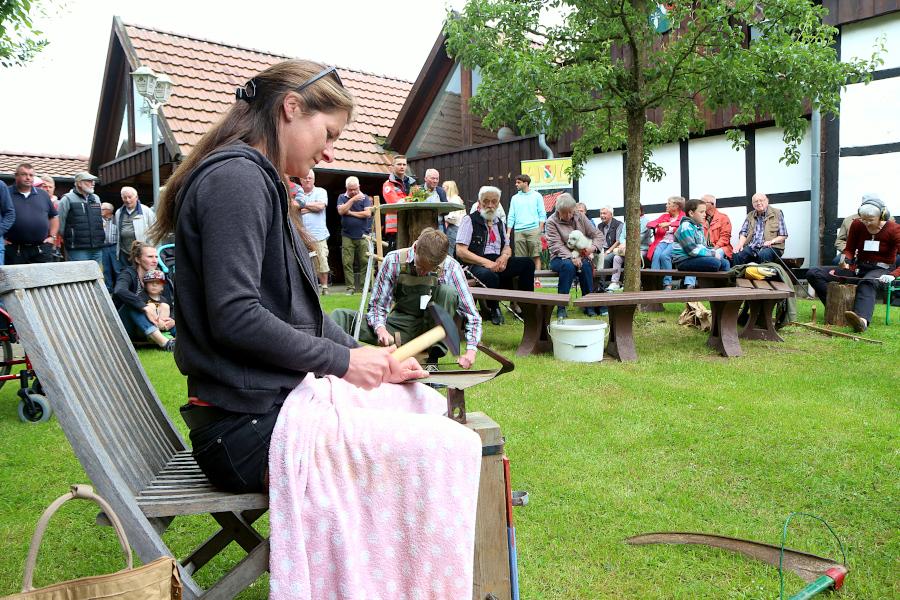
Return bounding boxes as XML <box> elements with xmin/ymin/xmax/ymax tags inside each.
<box><xmin>625</xmin><ymin>532</ymin><xmax>844</xmax><ymax>584</ymax></box>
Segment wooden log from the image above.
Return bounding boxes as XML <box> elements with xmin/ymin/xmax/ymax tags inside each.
<box><xmin>466</xmin><ymin>412</ymin><xmax>511</xmax><ymax>600</ymax></box>
<box><xmin>824</xmin><ymin>282</ymin><xmax>856</xmax><ymax>326</ymax></box>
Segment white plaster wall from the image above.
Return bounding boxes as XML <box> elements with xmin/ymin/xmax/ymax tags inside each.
<box><xmin>773</xmin><ymin>201</ymin><xmax>812</xmax><ymax>266</ymax></box>
<box><xmin>721</xmin><ymin>206</ymin><xmax>750</xmax><ymax>250</ymax></box>
<box><xmin>579</xmin><ymin>151</ymin><xmax>624</xmax><ymax>211</ymax></box>
<box><xmin>688</xmin><ymin>134</ymin><xmax>746</xmax><ymax>198</ymax></box>
<box><xmin>840</xmin><ymin>77</ymin><xmax>900</xmax><ymax>147</ymax></box>
<box><xmin>837</xmin><ymin>154</ymin><xmax>900</xmax><ymax>217</ymax></box>
<box><xmin>841</xmin><ymin>13</ymin><xmax>900</xmax><ymax>69</ymax></box>
<box><xmin>640</xmin><ymin>142</ymin><xmax>681</xmax><ymax>206</ymax></box>
<box><xmin>754</xmin><ymin>126</ymin><xmax>812</xmax><ymax>194</ymax></box>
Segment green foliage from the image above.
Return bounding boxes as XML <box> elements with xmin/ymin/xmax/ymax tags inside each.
<box><xmin>445</xmin><ymin>0</ymin><xmax>883</xmax><ymax>292</ymax></box>
<box><xmin>1</xmin><ymin>0</ymin><xmax>49</xmax><ymax>67</ymax></box>
<box><xmin>446</xmin><ymin>0</ymin><xmax>882</xmax><ymax>175</ymax></box>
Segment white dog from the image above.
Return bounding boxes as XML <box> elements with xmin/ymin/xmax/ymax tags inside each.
<box><xmin>566</xmin><ymin>230</ymin><xmax>593</xmax><ymax>271</ymax></box>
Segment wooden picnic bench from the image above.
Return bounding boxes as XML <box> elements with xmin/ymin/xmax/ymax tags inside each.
<box><xmin>575</xmin><ymin>286</ymin><xmax>793</xmax><ymax>361</ymax></box>
<box><xmin>468</xmin><ymin>287</ymin><xmax>570</xmax><ymax>356</ymax></box>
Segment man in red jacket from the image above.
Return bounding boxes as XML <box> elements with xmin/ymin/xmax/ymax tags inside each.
<box><xmin>806</xmin><ymin>194</ymin><xmax>899</xmax><ymax>332</ymax></box>
<box><xmin>702</xmin><ymin>194</ymin><xmax>733</xmax><ymax>259</ymax></box>
<box><xmin>381</xmin><ymin>155</ymin><xmax>416</xmax><ymax>251</ymax></box>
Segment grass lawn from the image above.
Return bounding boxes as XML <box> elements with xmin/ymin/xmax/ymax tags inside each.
<box><xmin>0</xmin><ymin>294</ymin><xmax>896</xmax><ymax>599</ymax></box>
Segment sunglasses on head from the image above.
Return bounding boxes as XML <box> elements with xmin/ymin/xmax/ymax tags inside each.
<box><xmin>295</xmin><ymin>66</ymin><xmax>343</xmax><ymax>94</ymax></box>
<box><xmin>235</xmin><ymin>66</ymin><xmax>344</xmax><ymax>102</ymax></box>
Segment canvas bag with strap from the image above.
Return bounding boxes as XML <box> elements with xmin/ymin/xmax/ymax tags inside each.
<box><xmin>2</xmin><ymin>484</ymin><xmax>181</xmax><ymax>600</ymax></box>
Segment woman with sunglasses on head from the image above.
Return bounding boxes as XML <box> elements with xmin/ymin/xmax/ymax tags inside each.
<box><xmin>149</xmin><ymin>60</ymin><xmax>482</xmax><ymax>599</ymax></box>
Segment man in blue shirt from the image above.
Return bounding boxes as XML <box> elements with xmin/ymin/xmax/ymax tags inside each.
<box><xmin>337</xmin><ymin>176</ymin><xmax>373</xmax><ymax>294</ymax></box>
<box><xmin>506</xmin><ymin>174</ymin><xmax>545</xmax><ymax>286</ymax></box>
<box><xmin>5</xmin><ymin>163</ymin><xmax>58</xmax><ymax>265</ymax></box>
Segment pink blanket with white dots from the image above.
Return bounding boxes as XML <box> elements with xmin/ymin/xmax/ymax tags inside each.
<box><xmin>268</xmin><ymin>374</ymin><xmax>482</xmax><ymax>599</ymax></box>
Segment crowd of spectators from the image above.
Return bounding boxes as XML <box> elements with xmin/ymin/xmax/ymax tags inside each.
<box><xmin>7</xmin><ymin>157</ymin><xmax>897</xmax><ymax>347</ymax></box>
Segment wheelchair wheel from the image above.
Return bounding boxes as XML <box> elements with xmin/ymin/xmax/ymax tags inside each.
<box><xmin>17</xmin><ymin>392</ymin><xmax>51</xmax><ymax>423</ymax></box>
<box><xmin>0</xmin><ymin>339</ymin><xmax>12</xmax><ymax>391</ymax></box>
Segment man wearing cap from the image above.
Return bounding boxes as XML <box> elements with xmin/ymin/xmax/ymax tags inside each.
<box><xmin>115</xmin><ymin>187</ymin><xmax>156</xmax><ymax>268</ymax></box>
<box><xmin>5</xmin><ymin>162</ymin><xmax>58</xmax><ymax>265</ymax></box>
<box><xmin>57</xmin><ymin>172</ymin><xmax>105</xmax><ymax>264</ymax></box>
<box><xmin>100</xmin><ymin>202</ymin><xmax>119</xmax><ymax>292</ymax></box>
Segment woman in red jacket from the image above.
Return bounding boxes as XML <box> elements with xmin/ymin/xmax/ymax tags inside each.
<box><xmin>646</xmin><ymin>196</ymin><xmax>686</xmax><ymax>289</ymax></box>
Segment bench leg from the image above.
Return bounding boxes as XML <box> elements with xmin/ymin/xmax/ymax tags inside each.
<box><xmin>707</xmin><ymin>300</ymin><xmax>743</xmax><ymax>357</ymax></box>
<box><xmin>640</xmin><ymin>275</ymin><xmax>665</xmax><ymax>312</ymax></box>
<box><xmin>606</xmin><ymin>305</ymin><xmax>638</xmax><ymax>361</ymax></box>
<box><xmin>739</xmin><ymin>299</ymin><xmax>784</xmax><ymax>342</ymax></box>
<box><xmin>518</xmin><ymin>305</ymin><xmax>554</xmax><ymax>356</ymax></box>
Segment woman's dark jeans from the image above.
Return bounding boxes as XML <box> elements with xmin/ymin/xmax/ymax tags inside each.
<box><xmin>181</xmin><ymin>402</ymin><xmax>282</xmax><ymax>493</ymax></box>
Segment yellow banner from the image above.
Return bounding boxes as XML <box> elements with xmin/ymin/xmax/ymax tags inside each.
<box><xmin>520</xmin><ymin>158</ymin><xmax>573</xmax><ymax>191</ymax></box>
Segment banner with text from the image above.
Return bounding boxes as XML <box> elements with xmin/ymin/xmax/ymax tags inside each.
<box><xmin>520</xmin><ymin>157</ymin><xmax>574</xmax><ymax>215</ymax></box>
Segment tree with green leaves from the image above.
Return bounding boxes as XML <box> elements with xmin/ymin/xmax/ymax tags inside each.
<box><xmin>1</xmin><ymin>0</ymin><xmax>48</xmax><ymax>68</ymax></box>
<box><xmin>446</xmin><ymin>0</ymin><xmax>882</xmax><ymax>290</ymax></box>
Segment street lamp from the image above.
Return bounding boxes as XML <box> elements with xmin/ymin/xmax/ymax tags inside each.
<box><xmin>131</xmin><ymin>65</ymin><xmax>173</xmax><ymax>207</ymax></box>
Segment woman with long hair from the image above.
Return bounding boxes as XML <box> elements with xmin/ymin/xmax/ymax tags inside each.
<box><xmin>148</xmin><ymin>60</ymin><xmax>481</xmax><ymax>598</ymax></box>
<box><xmin>112</xmin><ymin>240</ymin><xmax>176</xmax><ymax>350</ymax></box>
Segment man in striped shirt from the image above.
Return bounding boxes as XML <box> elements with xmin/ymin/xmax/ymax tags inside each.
<box><xmin>331</xmin><ymin>228</ymin><xmax>481</xmax><ymax>369</ymax></box>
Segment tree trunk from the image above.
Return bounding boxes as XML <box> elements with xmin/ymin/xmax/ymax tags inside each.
<box><xmin>623</xmin><ymin>112</ymin><xmax>646</xmax><ymax>292</ymax></box>
<box><xmin>824</xmin><ymin>282</ymin><xmax>856</xmax><ymax>326</ymax></box>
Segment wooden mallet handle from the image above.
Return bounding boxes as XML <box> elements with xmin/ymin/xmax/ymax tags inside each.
<box><xmin>391</xmin><ymin>325</ymin><xmax>446</xmax><ymax>362</ymax></box>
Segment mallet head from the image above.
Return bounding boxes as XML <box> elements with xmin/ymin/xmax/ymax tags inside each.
<box><xmin>428</xmin><ymin>303</ymin><xmax>460</xmax><ymax>356</ymax></box>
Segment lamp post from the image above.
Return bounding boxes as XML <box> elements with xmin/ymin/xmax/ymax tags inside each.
<box><xmin>131</xmin><ymin>66</ymin><xmax>173</xmax><ymax>207</ymax></box>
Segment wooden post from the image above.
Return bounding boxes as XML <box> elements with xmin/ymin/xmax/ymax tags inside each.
<box><xmin>373</xmin><ymin>195</ymin><xmax>383</xmax><ymax>260</ymax></box>
<box><xmin>466</xmin><ymin>412</ymin><xmax>511</xmax><ymax>600</ymax></box>
<box><xmin>824</xmin><ymin>282</ymin><xmax>856</xmax><ymax>326</ymax></box>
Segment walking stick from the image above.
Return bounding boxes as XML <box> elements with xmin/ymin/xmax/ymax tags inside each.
<box><xmin>463</xmin><ymin>267</ymin><xmax>525</xmax><ymax>323</ymax></box>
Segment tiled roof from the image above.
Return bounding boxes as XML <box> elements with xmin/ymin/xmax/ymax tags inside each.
<box><xmin>124</xmin><ymin>24</ymin><xmax>412</xmax><ymax>175</ymax></box>
<box><xmin>0</xmin><ymin>151</ymin><xmax>89</xmax><ymax>178</ymax></box>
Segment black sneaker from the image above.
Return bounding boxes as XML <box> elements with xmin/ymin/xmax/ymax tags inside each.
<box><xmin>163</xmin><ymin>339</ymin><xmax>176</xmax><ymax>352</ymax></box>
<box><xmin>557</xmin><ymin>307</ymin><xmax>568</xmax><ymax>320</ymax></box>
<box><xmin>491</xmin><ymin>307</ymin><xmax>505</xmax><ymax>325</ymax></box>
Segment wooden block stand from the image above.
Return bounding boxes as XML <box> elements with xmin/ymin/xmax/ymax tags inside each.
<box><xmin>824</xmin><ymin>282</ymin><xmax>857</xmax><ymax>326</ymax></box>
<box><xmin>466</xmin><ymin>412</ymin><xmax>512</xmax><ymax>600</ymax></box>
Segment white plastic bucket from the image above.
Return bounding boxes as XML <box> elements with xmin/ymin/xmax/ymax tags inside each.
<box><xmin>548</xmin><ymin>319</ymin><xmax>607</xmax><ymax>362</ymax></box>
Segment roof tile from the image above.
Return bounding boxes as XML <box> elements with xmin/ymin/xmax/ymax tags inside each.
<box><xmin>0</xmin><ymin>151</ymin><xmax>89</xmax><ymax>178</ymax></box>
<box><xmin>124</xmin><ymin>23</ymin><xmax>411</xmax><ymax>174</ymax></box>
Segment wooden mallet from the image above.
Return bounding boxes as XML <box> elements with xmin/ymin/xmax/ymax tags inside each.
<box><xmin>391</xmin><ymin>304</ymin><xmax>460</xmax><ymax>362</ymax></box>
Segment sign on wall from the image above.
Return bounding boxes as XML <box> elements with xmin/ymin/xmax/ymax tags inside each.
<box><xmin>520</xmin><ymin>157</ymin><xmax>574</xmax><ymax>214</ymax></box>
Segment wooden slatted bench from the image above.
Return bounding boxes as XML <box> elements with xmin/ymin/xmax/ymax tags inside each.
<box><xmin>0</xmin><ymin>263</ymin><xmax>269</xmax><ymax>599</ymax></box>
<box><xmin>468</xmin><ymin>287</ymin><xmax>570</xmax><ymax>356</ymax></box>
<box><xmin>574</xmin><ymin>287</ymin><xmax>792</xmax><ymax>361</ymax></box>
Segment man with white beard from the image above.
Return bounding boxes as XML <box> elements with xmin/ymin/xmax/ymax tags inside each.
<box><xmin>455</xmin><ymin>185</ymin><xmax>536</xmax><ymax>325</ymax></box>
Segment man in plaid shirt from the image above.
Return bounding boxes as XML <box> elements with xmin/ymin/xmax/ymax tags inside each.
<box><xmin>332</xmin><ymin>228</ymin><xmax>481</xmax><ymax>369</ymax></box>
